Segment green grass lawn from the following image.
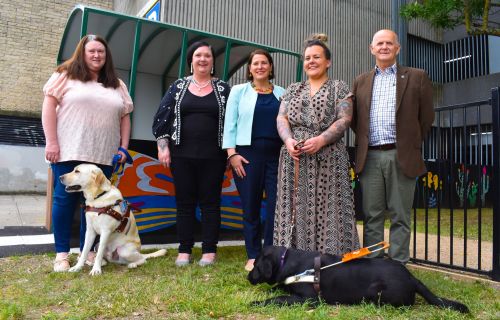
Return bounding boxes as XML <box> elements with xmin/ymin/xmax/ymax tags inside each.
<box><xmin>1</xmin><ymin>246</ymin><xmax>498</xmax><ymax>319</ymax></box>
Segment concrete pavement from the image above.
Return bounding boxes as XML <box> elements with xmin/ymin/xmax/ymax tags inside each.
<box><xmin>0</xmin><ymin>194</ymin><xmax>244</xmax><ymax>257</ymax></box>
<box><xmin>0</xmin><ymin>194</ymin><xmax>52</xmax><ymax>257</ymax></box>
<box><xmin>0</xmin><ymin>194</ymin><xmax>47</xmax><ymax>228</ymax></box>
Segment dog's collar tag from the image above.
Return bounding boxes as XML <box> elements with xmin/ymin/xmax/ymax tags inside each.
<box><xmin>119</xmin><ymin>200</ymin><xmax>128</xmax><ymax>213</ymax></box>
<box><xmin>279</xmin><ymin>248</ymin><xmax>288</xmax><ymax>271</ymax></box>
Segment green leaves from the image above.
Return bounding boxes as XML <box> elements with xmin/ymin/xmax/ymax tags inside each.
<box><xmin>400</xmin><ymin>0</ymin><xmax>500</xmax><ymax>36</ymax></box>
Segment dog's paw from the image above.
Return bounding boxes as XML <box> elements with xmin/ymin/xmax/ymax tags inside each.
<box><xmin>68</xmin><ymin>265</ymin><xmax>83</xmax><ymax>273</ymax></box>
<box><xmin>127</xmin><ymin>262</ymin><xmax>138</xmax><ymax>268</ymax></box>
<box><xmin>89</xmin><ymin>267</ymin><xmax>102</xmax><ymax>276</ymax></box>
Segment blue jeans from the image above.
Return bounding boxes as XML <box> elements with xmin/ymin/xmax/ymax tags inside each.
<box><xmin>50</xmin><ymin>161</ymin><xmax>112</xmax><ymax>253</ymax></box>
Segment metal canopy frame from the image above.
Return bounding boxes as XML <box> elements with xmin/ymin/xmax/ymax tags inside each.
<box><xmin>57</xmin><ymin>5</ymin><xmax>301</xmax><ymax>141</ymax></box>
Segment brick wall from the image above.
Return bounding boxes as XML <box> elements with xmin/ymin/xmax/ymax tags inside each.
<box><xmin>0</xmin><ymin>0</ymin><xmax>113</xmax><ymax>117</ymax></box>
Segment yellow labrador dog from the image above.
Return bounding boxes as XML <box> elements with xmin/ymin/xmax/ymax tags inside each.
<box><xmin>60</xmin><ymin>163</ymin><xmax>166</xmax><ymax>275</ymax></box>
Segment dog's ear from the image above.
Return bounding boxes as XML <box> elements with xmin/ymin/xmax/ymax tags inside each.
<box><xmin>94</xmin><ymin>171</ymin><xmax>111</xmax><ymax>191</ymax></box>
<box><xmin>261</xmin><ymin>259</ymin><xmax>274</xmax><ymax>282</ymax></box>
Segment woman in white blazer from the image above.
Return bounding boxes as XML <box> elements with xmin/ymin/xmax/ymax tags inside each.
<box><xmin>223</xmin><ymin>49</ymin><xmax>285</xmax><ymax>272</ymax></box>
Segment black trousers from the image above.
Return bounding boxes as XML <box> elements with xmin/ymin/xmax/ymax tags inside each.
<box><xmin>170</xmin><ymin>157</ymin><xmax>226</xmax><ymax>254</ymax></box>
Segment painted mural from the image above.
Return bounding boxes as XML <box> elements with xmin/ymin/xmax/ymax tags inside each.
<box><xmin>113</xmin><ymin>150</ymin><xmax>251</xmax><ymax>234</ymax></box>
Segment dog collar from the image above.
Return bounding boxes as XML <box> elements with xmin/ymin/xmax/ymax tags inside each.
<box><xmin>279</xmin><ymin>247</ymin><xmax>288</xmax><ymax>271</ymax></box>
<box><xmin>94</xmin><ymin>190</ymin><xmax>107</xmax><ymax>200</ymax></box>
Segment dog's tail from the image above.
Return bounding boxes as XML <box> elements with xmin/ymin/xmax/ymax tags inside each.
<box><xmin>413</xmin><ymin>277</ymin><xmax>469</xmax><ymax>313</ymax></box>
<box><xmin>143</xmin><ymin>249</ymin><xmax>167</xmax><ymax>259</ymax></box>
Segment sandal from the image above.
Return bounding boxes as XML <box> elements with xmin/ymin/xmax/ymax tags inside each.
<box><xmin>53</xmin><ymin>253</ymin><xmax>70</xmax><ymax>272</ymax></box>
<box><xmin>244</xmin><ymin>259</ymin><xmax>255</xmax><ymax>272</ymax></box>
<box><xmin>81</xmin><ymin>251</ymin><xmax>106</xmax><ymax>266</ymax></box>
<box><xmin>85</xmin><ymin>251</ymin><xmax>96</xmax><ymax>266</ymax></box>
<box><xmin>199</xmin><ymin>253</ymin><xmax>216</xmax><ymax>267</ymax></box>
<box><xmin>175</xmin><ymin>253</ymin><xmax>191</xmax><ymax>267</ymax></box>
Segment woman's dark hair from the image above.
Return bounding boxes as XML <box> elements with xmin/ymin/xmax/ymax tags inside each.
<box><xmin>56</xmin><ymin>34</ymin><xmax>119</xmax><ymax>89</ymax></box>
<box><xmin>186</xmin><ymin>41</ymin><xmax>216</xmax><ymax>75</ymax></box>
<box><xmin>303</xmin><ymin>33</ymin><xmax>331</xmax><ymax>60</ymax></box>
<box><xmin>246</xmin><ymin>49</ymin><xmax>275</xmax><ymax>80</ymax></box>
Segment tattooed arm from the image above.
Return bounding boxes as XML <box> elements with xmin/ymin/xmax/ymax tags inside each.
<box><xmin>157</xmin><ymin>138</ymin><xmax>171</xmax><ymax>168</ymax></box>
<box><xmin>301</xmin><ymin>97</ymin><xmax>353</xmax><ymax>155</ymax></box>
<box><xmin>321</xmin><ymin>98</ymin><xmax>352</xmax><ymax>144</ymax></box>
<box><xmin>277</xmin><ymin>99</ymin><xmax>301</xmax><ymax>161</ymax></box>
<box><xmin>277</xmin><ymin>100</ymin><xmax>292</xmax><ymax>143</ymax></box>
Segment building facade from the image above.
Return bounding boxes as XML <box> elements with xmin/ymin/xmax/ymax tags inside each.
<box><xmin>1</xmin><ymin>0</ymin><xmax>499</xmax><ymax>192</ymax></box>
<box><xmin>0</xmin><ymin>0</ymin><xmax>113</xmax><ymax>117</ymax></box>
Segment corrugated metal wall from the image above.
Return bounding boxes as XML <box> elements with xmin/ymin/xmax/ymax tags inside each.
<box><xmin>161</xmin><ymin>0</ymin><xmax>393</xmax><ymax>87</ymax></box>
<box><xmin>408</xmin><ymin>18</ymin><xmax>442</xmax><ymax>43</ymax></box>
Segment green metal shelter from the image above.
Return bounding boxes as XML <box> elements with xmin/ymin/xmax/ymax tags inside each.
<box><xmin>58</xmin><ymin>5</ymin><xmax>302</xmax><ymax>142</ymax></box>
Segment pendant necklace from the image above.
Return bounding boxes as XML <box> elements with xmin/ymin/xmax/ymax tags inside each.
<box><xmin>192</xmin><ymin>78</ymin><xmax>211</xmax><ymax>91</ymax></box>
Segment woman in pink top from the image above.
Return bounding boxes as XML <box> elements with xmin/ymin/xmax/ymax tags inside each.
<box><xmin>41</xmin><ymin>35</ymin><xmax>133</xmax><ymax>272</ymax></box>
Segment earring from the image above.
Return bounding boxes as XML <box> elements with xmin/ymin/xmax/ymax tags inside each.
<box><xmin>211</xmin><ymin>66</ymin><xmax>214</xmax><ymax>75</ymax></box>
<box><xmin>190</xmin><ymin>63</ymin><xmax>193</xmax><ymax>74</ymax></box>
<box><xmin>249</xmin><ymin>73</ymin><xmax>253</xmax><ymax>79</ymax></box>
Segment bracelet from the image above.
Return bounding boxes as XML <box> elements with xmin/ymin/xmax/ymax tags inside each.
<box><xmin>156</xmin><ymin>134</ymin><xmax>170</xmax><ymax>141</ymax></box>
<box><xmin>227</xmin><ymin>153</ymin><xmax>240</xmax><ymax>161</ymax></box>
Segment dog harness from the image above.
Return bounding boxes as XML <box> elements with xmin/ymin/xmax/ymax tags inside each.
<box><xmin>85</xmin><ymin>199</ymin><xmax>140</xmax><ymax>233</ymax></box>
<box><xmin>283</xmin><ymin>242</ymin><xmax>390</xmax><ymax>294</ymax></box>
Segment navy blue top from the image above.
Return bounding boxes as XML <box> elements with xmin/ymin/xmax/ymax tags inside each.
<box><xmin>251</xmin><ymin>93</ymin><xmax>281</xmax><ymax>140</ymax></box>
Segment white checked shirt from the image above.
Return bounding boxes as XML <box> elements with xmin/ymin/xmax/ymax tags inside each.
<box><xmin>369</xmin><ymin>64</ymin><xmax>397</xmax><ymax>146</ymax></box>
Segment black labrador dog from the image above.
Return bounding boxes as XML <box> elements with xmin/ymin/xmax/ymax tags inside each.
<box><xmin>248</xmin><ymin>246</ymin><xmax>468</xmax><ymax>313</ymax></box>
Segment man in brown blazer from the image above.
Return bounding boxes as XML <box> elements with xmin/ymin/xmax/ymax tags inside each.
<box><xmin>351</xmin><ymin>29</ymin><xmax>434</xmax><ymax>264</ymax></box>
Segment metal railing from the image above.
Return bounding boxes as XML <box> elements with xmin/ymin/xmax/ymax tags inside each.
<box><xmin>413</xmin><ymin>87</ymin><xmax>499</xmax><ymax>280</ymax></box>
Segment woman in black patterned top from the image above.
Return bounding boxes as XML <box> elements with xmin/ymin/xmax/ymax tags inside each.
<box><xmin>274</xmin><ymin>34</ymin><xmax>360</xmax><ymax>255</ymax></box>
<box><xmin>152</xmin><ymin>41</ymin><xmax>229</xmax><ymax>267</ymax></box>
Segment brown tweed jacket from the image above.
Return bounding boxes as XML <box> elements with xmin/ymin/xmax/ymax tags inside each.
<box><xmin>351</xmin><ymin>65</ymin><xmax>435</xmax><ymax>178</ymax></box>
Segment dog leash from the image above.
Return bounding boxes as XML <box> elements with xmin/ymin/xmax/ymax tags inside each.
<box><xmin>110</xmin><ymin>147</ymin><xmax>133</xmax><ymax>185</ymax></box>
<box><xmin>288</xmin><ymin>139</ymin><xmax>305</xmax><ymax>247</ymax></box>
<box><xmin>283</xmin><ymin>242</ymin><xmax>390</xmax><ymax>286</ymax></box>
<box><xmin>289</xmin><ymin>158</ymin><xmax>299</xmax><ymax>246</ymax></box>
<box><xmin>112</xmin><ymin>147</ymin><xmax>133</xmax><ymax>175</ymax></box>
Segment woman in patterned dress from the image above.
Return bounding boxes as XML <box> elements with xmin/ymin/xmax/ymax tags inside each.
<box><xmin>274</xmin><ymin>34</ymin><xmax>360</xmax><ymax>255</ymax></box>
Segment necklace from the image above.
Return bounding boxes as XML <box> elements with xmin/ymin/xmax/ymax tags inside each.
<box><xmin>251</xmin><ymin>81</ymin><xmax>273</xmax><ymax>94</ymax></box>
<box><xmin>192</xmin><ymin>78</ymin><xmax>211</xmax><ymax>91</ymax></box>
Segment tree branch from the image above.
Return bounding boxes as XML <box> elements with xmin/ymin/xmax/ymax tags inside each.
<box><xmin>464</xmin><ymin>0</ymin><xmax>472</xmax><ymax>33</ymax></box>
<box><xmin>482</xmin><ymin>0</ymin><xmax>491</xmax><ymax>32</ymax></box>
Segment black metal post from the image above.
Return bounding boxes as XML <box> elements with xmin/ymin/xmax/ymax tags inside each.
<box><xmin>491</xmin><ymin>87</ymin><xmax>500</xmax><ymax>281</ymax></box>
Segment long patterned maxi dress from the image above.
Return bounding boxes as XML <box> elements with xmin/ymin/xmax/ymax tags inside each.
<box><xmin>273</xmin><ymin>79</ymin><xmax>360</xmax><ymax>255</ymax></box>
